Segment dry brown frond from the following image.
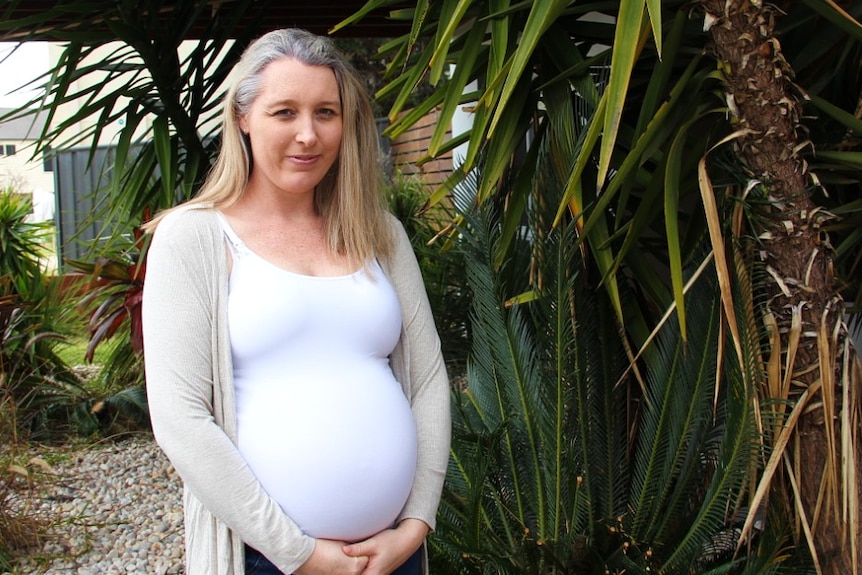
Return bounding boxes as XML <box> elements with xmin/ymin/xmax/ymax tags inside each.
<box><xmin>0</xmin><ymin>452</ymin><xmax>52</xmax><ymax>568</ymax></box>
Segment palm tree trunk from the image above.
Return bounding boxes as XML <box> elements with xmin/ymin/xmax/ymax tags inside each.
<box><xmin>701</xmin><ymin>0</ymin><xmax>859</xmax><ymax>572</ymax></box>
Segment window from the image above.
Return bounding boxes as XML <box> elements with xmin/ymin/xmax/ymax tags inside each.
<box><xmin>4</xmin><ymin>144</ymin><xmax>15</xmax><ymax>156</ymax></box>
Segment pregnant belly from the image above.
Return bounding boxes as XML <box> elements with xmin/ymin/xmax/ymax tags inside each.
<box><xmin>236</xmin><ymin>370</ymin><xmax>417</xmax><ymax>541</ymax></box>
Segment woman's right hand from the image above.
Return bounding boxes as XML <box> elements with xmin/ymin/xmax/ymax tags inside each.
<box><xmin>295</xmin><ymin>539</ymin><xmax>369</xmax><ymax>575</ymax></box>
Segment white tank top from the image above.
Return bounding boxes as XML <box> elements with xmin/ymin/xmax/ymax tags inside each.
<box><xmin>219</xmin><ymin>214</ymin><xmax>418</xmax><ymax>542</ymax></box>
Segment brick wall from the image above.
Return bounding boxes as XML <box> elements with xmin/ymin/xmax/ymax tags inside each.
<box><xmin>387</xmin><ymin>107</ymin><xmax>453</xmax><ymax>188</ymax></box>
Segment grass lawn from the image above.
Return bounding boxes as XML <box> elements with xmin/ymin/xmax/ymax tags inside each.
<box><xmin>53</xmin><ymin>335</ymin><xmax>114</xmax><ymax>382</ymax></box>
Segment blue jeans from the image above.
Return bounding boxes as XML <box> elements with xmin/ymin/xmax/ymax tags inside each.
<box><xmin>244</xmin><ymin>544</ymin><xmax>422</xmax><ymax>575</ymax></box>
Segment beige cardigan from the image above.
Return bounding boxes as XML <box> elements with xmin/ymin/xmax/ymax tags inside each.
<box><xmin>142</xmin><ymin>206</ymin><xmax>451</xmax><ymax>575</ymax></box>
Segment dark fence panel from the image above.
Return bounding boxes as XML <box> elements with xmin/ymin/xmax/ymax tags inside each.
<box><xmin>53</xmin><ymin>146</ymin><xmax>115</xmax><ymax>271</ymax></box>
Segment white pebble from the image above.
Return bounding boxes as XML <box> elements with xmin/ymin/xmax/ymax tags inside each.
<box><xmin>8</xmin><ymin>436</ymin><xmax>185</xmax><ymax>574</ymax></box>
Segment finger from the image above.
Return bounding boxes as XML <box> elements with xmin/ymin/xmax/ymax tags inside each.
<box><xmin>343</xmin><ymin>543</ymin><xmax>361</xmax><ymax>556</ymax></box>
<box><xmin>343</xmin><ymin>540</ymin><xmax>372</xmax><ymax>557</ymax></box>
<box><xmin>352</xmin><ymin>554</ymin><xmax>369</xmax><ymax>574</ymax></box>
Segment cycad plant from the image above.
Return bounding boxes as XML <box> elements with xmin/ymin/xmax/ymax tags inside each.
<box><xmin>431</xmin><ymin>192</ymin><xmax>797</xmax><ymax>574</ymax></box>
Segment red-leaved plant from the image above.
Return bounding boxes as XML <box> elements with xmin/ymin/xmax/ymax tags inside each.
<box><xmin>66</xmin><ymin>210</ymin><xmax>150</xmax><ymax>364</ymax></box>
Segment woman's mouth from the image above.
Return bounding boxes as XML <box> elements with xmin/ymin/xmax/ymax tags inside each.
<box><xmin>289</xmin><ymin>155</ymin><xmax>319</xmax><ymax>164</ymax></box>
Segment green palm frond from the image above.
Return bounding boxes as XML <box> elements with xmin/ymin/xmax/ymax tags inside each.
<box><xmin>0</xmin><ymin>0</ymin><xmax>265</xmax><ymax>255</ymax></box>
<box><xmin>353</xmin><ymin>0</ymin><xmax>860</xmax><ymax>571</ymax></box>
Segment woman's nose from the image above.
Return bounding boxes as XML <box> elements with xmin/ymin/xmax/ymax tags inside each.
<box><xmin>295</xmin><ymin>114</ymin><xmax>317</xmax><ymax>144</ymax></box>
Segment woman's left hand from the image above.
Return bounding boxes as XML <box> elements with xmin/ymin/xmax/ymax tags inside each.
<box><xmin>342</xmin><ymin>518</ymin><xmax>429</xmax><ymax>575</ymax></box>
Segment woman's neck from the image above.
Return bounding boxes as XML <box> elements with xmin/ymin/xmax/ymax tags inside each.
<box><xmin>231</xmin><ymin>182</ymin><xmax>319</xmax><ymax>223</ymax></box>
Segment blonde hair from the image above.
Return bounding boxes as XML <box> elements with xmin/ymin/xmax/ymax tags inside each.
<box><xmin>145</xmin><ymin>28</ymin><xmax>392</xmax><ymax>263</ymax></box>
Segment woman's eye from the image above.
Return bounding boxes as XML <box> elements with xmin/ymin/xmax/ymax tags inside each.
<box><xmin>318</xmin><ymin>108</ymin><xmax>337</xmax><ymax>117</ymax></box>
<box><xmin>274</xmin><ymin>109</ymin><xmax>294</xmax><ymax>117</ymax></box>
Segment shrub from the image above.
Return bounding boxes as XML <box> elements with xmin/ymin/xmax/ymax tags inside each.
<box><xmin>385</xmin><ymin>173</ymin><xmax>471</xmax><ymax>374</ymax></box>
<box><xmin>0</xmin><ymin>189</ymin><xmax>84</xmax><ymax>441</ymax></box>
<box><xmin>0</xmin><ymin>452</ymin><xmax>52</xmax><ymax>571</ymax></box>
<box><xmin>64</xmin><ymin>225</ymin><xmax>150</xmax><ymax>435</ymax></box>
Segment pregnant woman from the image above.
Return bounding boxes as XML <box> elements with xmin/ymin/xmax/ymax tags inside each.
<box><xmin>142</xmin><ymin>28</ymin><xmax>451</xmax><ymax>575</ymax></box>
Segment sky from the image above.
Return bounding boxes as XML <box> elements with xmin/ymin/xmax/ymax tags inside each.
<box><xmin>0</xmin><ymin>42</ymin><xmax>50</xmax><ymax>108</ymax></box>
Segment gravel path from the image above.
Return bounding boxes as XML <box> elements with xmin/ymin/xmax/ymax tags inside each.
<box><xmin>7</xmin><ymin>435</ymin><xmax>185</xmax><ymax>575</ymax></box>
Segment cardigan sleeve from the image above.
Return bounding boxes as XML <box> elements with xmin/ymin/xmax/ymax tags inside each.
<box><xmin>142</xmin><ymin>209</ymin><xmax>314</xmax><ymax>574</ymax></box>
<box><xmin>385</xmin><ymin>216</ymin><xmax>452</xmax><ymax>530</ymax></box>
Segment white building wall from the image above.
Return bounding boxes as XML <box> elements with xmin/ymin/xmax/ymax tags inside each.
<box><xmin>0</xmin><ymin>140</ymin><xmax>54</xmax><ymax>200</ymax></box>
<box><xmin>0</xmin><ymin>43</ymin><xmax>55</xmax><ymax>219</ymax></box>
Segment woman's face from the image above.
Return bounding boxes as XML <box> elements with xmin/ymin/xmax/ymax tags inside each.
<box><xmin>240</xmin><ymin>57</ymin><xmax>343</xmax><ymax>197</ymax></box>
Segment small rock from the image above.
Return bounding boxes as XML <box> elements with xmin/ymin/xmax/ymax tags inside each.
<box><xmin>8</xmin><ymin>436</ymin><xmax>185</xmax><ymax>574</ymax></box>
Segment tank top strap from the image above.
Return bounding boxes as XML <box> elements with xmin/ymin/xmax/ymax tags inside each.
<box><xmin>215</xmin><ymin>211</ymin><xmax>252</xmax><ymax>259</ymax></box>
